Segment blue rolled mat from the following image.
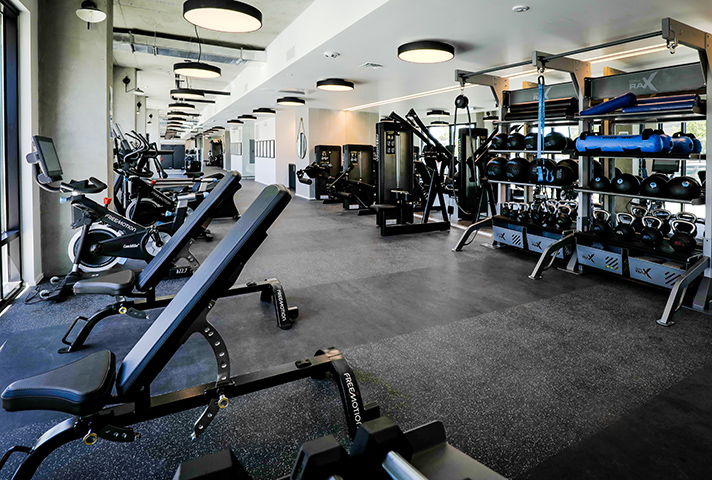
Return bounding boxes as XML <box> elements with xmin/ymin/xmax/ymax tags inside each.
<box><xmin>579</xmin><ymin>92</ymin><xmax>636</xmax><ymax>116</ymax></box>
<box><xmin>576</xmin><ymin>133</ymin><xmax>670</xmax><ymax>153</ymax></box>
<box><xmin>621</xmin><ymin>100</ymin><xmax>697</xmax><ymax>113</ymax></box>
<box><xmin>692</xmin><ymin>138</ymin><xmax>703</xmax><ymax>154</ymax></box>
<box><xmin>636</xmin><ymin>94</ymin><xmax>699</xmax><ymax>104</ymax></box>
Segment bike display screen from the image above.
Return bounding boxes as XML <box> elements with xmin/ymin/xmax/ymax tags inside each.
<box><xmin>33</xmin><ymin>136</ymin><xmax>63</xmax><ymax>181</ymax></box>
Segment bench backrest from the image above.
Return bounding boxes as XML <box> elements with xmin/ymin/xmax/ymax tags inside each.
<box><xmin>136</xmin><ymin>171</ymin><xmax>242</xmax><ymax>291</ymax></box>
<box><xmin>116</xmin><ymin>184</ymin><xmax>292</xmax><ymax>398</ymax></box>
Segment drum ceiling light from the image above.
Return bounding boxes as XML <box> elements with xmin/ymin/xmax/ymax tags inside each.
<box><xmin>238</xmin><ymin>114</ymin><xmax>257</xmax><ymax>121</ymax></box>
<box><xmin>316</xmin><ymin>78</ymin><xmax>354</xmax><ymax>92</ymax></box>
<box><xmin>183</xmin><ymin>0</ymin><xmax>263</xmax><ymax>33</ymax></box>
<box><xmin>174</xmin><ymin>61</ymin><xmax>222</xmax><ymax>79</ymax></box>
<box><xmin>426</xmin><ymin>109</ymin><xmax>450</xmax><ymax>117</ymax></box>
<box><xmin>169</xmin><ymin>102</ymin><xmax>196</xmax><ymax>112</ymax></box>
<box><xmin>397</xmin><ymin>41</ymin><xmax>455</xmax><ymax>64</ymax></box>
<box><xmin>253</xmin><ymin>108</ymin><xmax>276</xmax><ymax>115</ymax></box>
<box><xmin>170</xmin><ymin>88</ymin><xmax>205</xmax><ymax>100</ymax></box>
<box><xmin>277</xmin><ymin>97</ymin><xmax>306</xmax><ymax>106</ymax></box>
<box><xmin>227</xmin><ymin>119</ymin><xmax>244</xmax><ymax>124</ymax></box>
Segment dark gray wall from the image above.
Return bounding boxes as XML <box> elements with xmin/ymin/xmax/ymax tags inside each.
<box><xmin>38</xmin><ymin>0</ymin><xmax>113</xmax><ymax>274</ymax></box>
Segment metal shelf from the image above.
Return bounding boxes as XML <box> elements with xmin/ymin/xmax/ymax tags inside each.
<box><xmin>575</xmin><ymin>188</ymin><xmax>703</xmax><ymax>205</ymax></box>
<box><xmin>489</xmin><ymin>150</ymin><xmax>576</xmax><ymax>156</ymax></box>
<box><xmin>494</xmin><ymin>117</ymin><xmax>578</xmax><ymax>126</ymax></box>
<box><xmin>491</xmin><ymin>179</ymin><xmax>568</xmax><ymax>190</ymax></box>
<box><xmin>575</xmin><ymin>105</ymin><xmax>705</xmax><ymax>124</ymax></box>
<box><xmin>575</xmin><ymin>151</ymin><xmax>705</xmax><ymax>161</ymax></box>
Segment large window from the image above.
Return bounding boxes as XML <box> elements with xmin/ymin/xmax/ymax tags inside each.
<box><xmin>0</xmin><ymin>1</ymin><xmax>21</xmax><ymax>308</ymax></box>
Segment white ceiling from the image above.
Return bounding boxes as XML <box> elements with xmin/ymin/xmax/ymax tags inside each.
<box><xmin>113</xmin><ymin>0</ymin><xmax>712</xmax><ymax>132</ymax></box>
<box><xmin>203</xmin><ymin>0</ymin><xmax>712</xmax><ymax>126</ymax></box>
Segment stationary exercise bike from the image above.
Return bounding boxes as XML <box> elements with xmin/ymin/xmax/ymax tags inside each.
<box><xmin>27</xmin><ymin>136</ymin><xmax>173</xmax><ymax>301</ymax></box>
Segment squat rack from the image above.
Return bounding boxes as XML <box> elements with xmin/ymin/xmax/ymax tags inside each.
<box><xmin>453</xmin><ymin>18</ymin><xmax>712</xmax><ymax>326</ymax></box>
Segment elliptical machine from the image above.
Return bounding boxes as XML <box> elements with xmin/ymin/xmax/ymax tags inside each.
<box><xmin>27</xmin><ymin>136</ymin><xmax>176</xmax><ymax>301</ymax></box>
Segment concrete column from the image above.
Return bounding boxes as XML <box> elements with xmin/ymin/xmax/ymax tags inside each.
<box><xmin>38</xmin><ymin>0</ymin><xmax>113</xmax><ymax>275</ymax></box>
<box><xmin>112</xmin><ymin>66</ymin><xmax>137</xmax><ymax>134</ymax></box>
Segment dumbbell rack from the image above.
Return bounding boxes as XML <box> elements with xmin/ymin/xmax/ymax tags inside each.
<box><xmin>455</xmin><ymin>18</ymin><xmax>712</xmax><ymax>327</ymax></box>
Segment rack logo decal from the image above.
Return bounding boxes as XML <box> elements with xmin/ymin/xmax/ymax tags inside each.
<box><xmin>533</xmin><ymin>86</ymin><xmax>553</xmax><ymax>101</ymax></box>
<box><xmin>531</xmin><ymin>241</ymin><xmax>542</xmax><ymax>249</ymax></box>
<box><xmin>583</xmin><ymin>253</ymin><xmax>595</xmax><ymax>263</ymax></box>
<box><xmin>629</xmin><ymin>72</ymin><xmax>658</xmax><ymax>92</ymax></box>
<box><xmin>635</xmin><ymin>267</ymin><xmax>652</xmax><ymax>279</ymax></box>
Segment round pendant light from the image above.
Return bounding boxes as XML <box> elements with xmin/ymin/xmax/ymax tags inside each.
<box><xmin>183</xmin><ymin>0</ymin><xmax>262</xmax><ymax>33</ymax></box>
<box><xmin>253</xmin><ymin>108</ymin><xmax>276</xmax><ymax>115</ymax></box>
<box><xmin>238</xmin><ymin>114</ymin><xmax>257</xmax><ymax>121</ymax></box>
<box><xmin>316</xmin><ymin>78</ymin><xmax>355</xmax><ymax>92</ymax></box>
<box><xmin>430</xmin><ymin>121</ymin><xmax>449</xmax><ymax>126</ymax></box>
<box><xmin>174</xmin><ymin>61</ymin><xmax>222</xmax><ymax>79</ymax></box>
<box><xmin>227</xmin><ymin>119</ymin><xmax>244</xmax><ymax>124</ymax></box>
<box><xmin>76</xmin><ymin>0</ymin><xmax>107</xmax><ymax>23</ymax></box>
<box><xmin>170</xmin><ymin>88</ymin><xmax>205</xmax><ymax>100</ymax></box>
<box><xmin>277</xmin><ymin>97</ymin><xmax>306</xmax><ymax>106</ymax></box>
<box><xmin>397</xmin><ymin>41</ymin><xmax>455</xmax><ymax>64</ymax></box>
<box><xmin>426</xmin><ymin>109</ymin><xmax>450</xmax><ymax>117</ymax></box>
<box><xmin>169</xmin><ymin>102</ymin><xmax>197</xmax><ymax>112</ymax></box>
<box><xmin>168</xmin><ymin>114</ymin><xmax>188</xmax><ymax>119</ymax></box>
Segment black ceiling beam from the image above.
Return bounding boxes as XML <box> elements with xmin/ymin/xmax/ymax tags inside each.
<box><xmin>113</xmin><ymin>27</ymin><xmax>264</xmax><ymax>52</ymax></box>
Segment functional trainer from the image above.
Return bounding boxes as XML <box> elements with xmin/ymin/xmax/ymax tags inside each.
<box><xmin>0</xmin><ymin>184</ymin><xmax>378</xmax><ymax>479</ymax></box>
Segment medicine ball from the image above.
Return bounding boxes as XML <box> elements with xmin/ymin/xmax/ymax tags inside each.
<box><xmin>527</xmin><ymin>158</ymin><xmax>556</xmax><ymax>184</ymax></box>
<box><xmin>640</xmin><ymin>175</ymin><xmax>669</xmax><ymax>198</ymax></box>
<box><xmin>565</xmin><ymin>137</ymin><xmax>576</xmax><ymax>151</ymax></box>
<box><xmin>491</xmin><ymin>133</ymin><xmax>508</xmax><ymax>150</ymax></box>
<box><xmin>506</xmin><ymin>157</ymin><xmax>530</xmax><ymax>182</ymax></box>
<box><xmin>557</xmin><ymin>159</ymin><xmax>579</xmax><ymax>181</ymax></box>
<box><xmin>506</xmin><ymin>133</ymin><xmax>526</xmax><ymax>150</ymax></box>
<box><xmin>552</xmin><ymin>163</ymin><xmax>576</xmax><ymax>186</ymax></box>
<box><xmin>524</xmin><ymin>133</ymin><xmax>538</xmax><ymax>150</ymax></box>
<box><xmin>590</xmin><ymin>175</ymin><xmax>611</xmax><ymax>191</ymax></box>
<box><xmin>667</xmin><ymin>176</ymin><xmax>702</xmax><ymax>200</ymax></box>
<box><xmin>612</xmin><ymin>173</ymin><xmax>641</xmax><ymax>195</ymax></box>
<box><xmin>486</xmin><ymin>157</ymin><xmax>508</xmax><ymax>180</ymax></box>
<box><xmin>544</xmin><ymin>131</ymin><xmax>567</xmax><ymax>151</ymax></box>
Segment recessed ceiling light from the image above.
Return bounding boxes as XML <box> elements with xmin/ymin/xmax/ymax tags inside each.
<box><xmin>316</xmin><ymin>78</ymin><xmax>355</xmax><ymax>92</ymax></box>
<box><xmin>227</xmin><ymin>119</ymin><xmax>244</xmax><ymax>124</ymax></box>
<box><xmin>238</xmin><ymin>114</ymin><xmax>257</xmax><ymax>121</ymax></box>
<box><xmin>253</xmin><ymin>108</ymin><xmax>276</xmax><ymax>115</ymax></box>
<box><xmin>397</xmin><ymin>41</ymin><xmax>454</xmax><ymax>64</ymax></box>
<box><xmin>426</xmin><ymin>109</ymin><xmax>450</xmax><ymax>117</ymax></box>
<box><xmin>277</xmin><ymin>97</ymin><xmax>306</xmax><ymax>106</ymax></box>
<box><xmin>174</xmin><ymin>61</ymin><xmax>222</xmax><ymax>79</ymax></box>
<box><xmin>170</xmin><ymin>88</ymin><xmax>205</xmax><ymax>100</ymax></box>
<box><xmin>183</xmin><ymin>0</ymin><xmax>262</xmax><ymax>33</ymax></box>
<box><xmin>512</xmin><ymin>5</ymin><xmax>530</xmax><ymax>12</ymax></box>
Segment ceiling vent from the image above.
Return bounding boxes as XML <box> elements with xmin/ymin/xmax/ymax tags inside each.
<box><xmin>360</xmin><ymin>62</ymin><xmax>383</xmax><ymax>69</ymax></box>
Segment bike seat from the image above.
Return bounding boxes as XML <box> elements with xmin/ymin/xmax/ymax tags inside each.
<box><xmin>73</xmin><ymin>270</ymin><xmax>136</xmax><ymax>296</ymax></box>
<box><xmin>1</xmin><ymin>351</ymin><xmax>115</xmax><ymax>415</ymax></box>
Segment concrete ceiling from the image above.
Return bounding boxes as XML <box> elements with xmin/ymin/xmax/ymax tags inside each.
<box><xmin>201</xmin><ymin>0</ymin><xmax>712</xmax><ymax>128</ymax></box>
<box><xmin>112</xmin><ymin>0</ymin><xmax>316</xmax><ymax>114</ymax></box>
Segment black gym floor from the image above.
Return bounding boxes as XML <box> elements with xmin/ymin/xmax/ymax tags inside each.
<box><xmin>1</xmin><ymin>178</ymin><xmax>712</xmax><ymax>479</ymax></box>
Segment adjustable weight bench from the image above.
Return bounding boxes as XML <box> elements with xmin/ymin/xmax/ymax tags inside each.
<box><xmin>0</xmin><ymin>184</ymin><xmax>378</xmax><ymax>480</ymax></box>
<box><xmin>59</xmin><ymin>171</ymin><xmax>298</xmax><ymax>353</ymax></box>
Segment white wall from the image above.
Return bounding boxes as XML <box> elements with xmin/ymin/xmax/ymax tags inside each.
<box><xmin>145</xmin><ymin>109</ymin><xmax>160</xmax><ymax>145</ymax></box>
<box><xmin>275</xmin><ymin>110</ymin><xmax>296</xmax><ymax>187</ymax></box>
<box><xmin>112</xmin><ymin>66</ymin><xmax>137</xmax><ymax>134</ymax></box>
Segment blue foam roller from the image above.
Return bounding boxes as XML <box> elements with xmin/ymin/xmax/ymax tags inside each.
<box><xmin>579</xmin><ymin>92</ymin><xmax>636</xmax><ymax>116</ymax></box>
<box><xmin>670</xmin><ymin>136</ymin><xmax>694</xmax><ymax>154</ymax></box>
<box><xmin>576</xmin><ymin>133</ymin><xmax>668</xmax><ymax>153</ymax></box>
<box><xmin>636</xmin><ymin>94</ymin><xmax>699</xmax><ymax>104</ymax></box>
<box><xmin>621</xmin><ymin>100</ymin><xmax>697</xmax><ymax>113</ymax></box>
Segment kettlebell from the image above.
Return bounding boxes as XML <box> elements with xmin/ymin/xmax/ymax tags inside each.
<box><xmin>555</xmin><ymin>204</ymin><xmax>574</xmax><ymax>230</ymax></box>
<box><xmin>499</xmin><ymin>202</ymin><xmax>511</xmax><ymax>217</ymax></box>
<box><xmin>675</xmin><ymin>211</ymin><xmax>698</xmax><ymax>224</ymax></box>
<box><xmin>630</xmin><ymin>205</ymin><xmax>648</xmax><ymax>233</ymax></box>
<box><xmin>530</xmin><ymin>203</ymin><xmax>546</xmax><ymax>225</ymax></box>
<box><xmin>518</xmin><ymin>203</ymin><xmax>531</xmax><ymax>223</ymax></box>
<box><xmin>649</xmin><ymin>209</ymin><xmax>672</xmax><ymax>236</ymax></box>
<box><xmin>614</xmin><ymin>213</ymin><xmax>636</xmax><ymax>241</ymax></box>
<box><xmin>640</xmin><ymin>216</ymin><xmax>664</xmax><ymax>247</ymax></box>
<box><xmin>669</xmin><ymin>219</ymin><xmax>698</xmax><ymax>254</ymax></box>
<box><xmin>591</xmin><ymin>209</ymin><xmax>612</xmax><ymax>236</ymax></box>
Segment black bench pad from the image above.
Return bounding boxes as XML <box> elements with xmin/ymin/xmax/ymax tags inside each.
<box><xmin>73</xmin><ymin>269</ymin><xmax>136</xmax><ymax>296</ymax></box>
<box><xmin>1</xmin><ymin>351</ymin><xmax>116</xmax><ymax>415</ymax></box>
